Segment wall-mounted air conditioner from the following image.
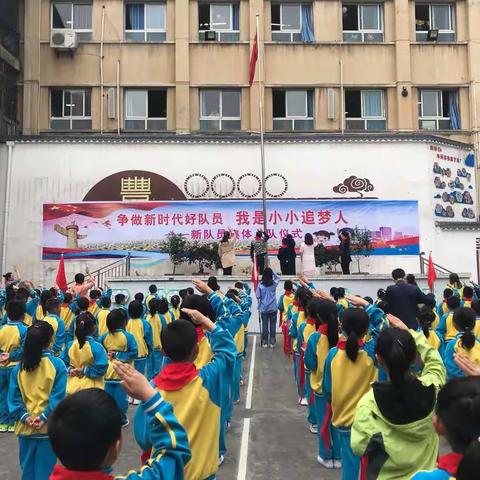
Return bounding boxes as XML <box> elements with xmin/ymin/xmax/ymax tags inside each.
<box><xmin>50</xmin><ymin>29</ymin><xmax>78</xmax><ymax>50</ymax></box>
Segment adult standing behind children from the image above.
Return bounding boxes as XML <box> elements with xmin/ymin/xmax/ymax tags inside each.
<box><xmin>218</xmin><ymin>231</ymin><xmax>236</xmax><ymax>275</ymax></box>
<box><xmin>338</xmin><ymin>231</ymin><xmax>352</xmax><ymax>275</ymax></box>
<box><xmin>256</xmin><ymin>267</ymin><xmax>280</xmax><ymax>348</ymax></box>
<box><xmin>300</xmin><ymin>233</ymin><xmax>317</xmax><ymax>277</ymax></box>
<box><xmin>69</xmin><ymin>267</ymin><xmax>96</xmax><ymax>298</ymax></box>
<box><xmin>250</xmin><ymin>230</ymin><xmax>269</xmax><ymax>275</ymax></box>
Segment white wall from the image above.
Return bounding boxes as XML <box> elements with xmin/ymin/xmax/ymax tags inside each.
<box><xmin>3</xmin><ymin>138</ymin><xmax>478</xmax><ymax>282</ymax></box>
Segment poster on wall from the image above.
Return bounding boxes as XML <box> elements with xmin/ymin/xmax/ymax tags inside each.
<box><xmin>42</xmin><ymin>199</ymin><xmax>420</xmax><ymax>260</ymax></box>
<box><xmin>430</xmin><ymin>144</ymin><xmax>477</xmax><ymax>221</ymax></box>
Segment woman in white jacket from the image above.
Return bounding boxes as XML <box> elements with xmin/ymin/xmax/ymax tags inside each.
<box><xmin>218</xmin><ymin>231</ymin><xmax>236</xmax><ymax>275</ymax></box>
<box><xmin>300</xmin><ymin>233</ymin><xmax>317</xmax><ymax>276</ymax></box>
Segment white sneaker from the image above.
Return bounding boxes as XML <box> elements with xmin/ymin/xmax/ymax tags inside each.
<box><xmin>300</xmin><ymin>397</ymin><xmax>308</xmax><ymax>406</ymax></box>
<box><xmin>333</xmin><ymin>460</ymin><xmax>342</xmax><ymax>469</ymax></box>
<box><xmin>262</xmin><ymin>343</ymin><xmax>268</xmax><ymax>348</ymax></box>
<box><xmin>226</xmin><ymin>421</ymin><xmax>232</xmax><ymax>432</ymax></box>
<box><xmin>309</xmin><ymin>423</ymin><xmax>318</xmax><ymax>434</ymax></box>
<box><xmin>317</xmin><ymin>456</ymin><xmax>334</xmax><ymax>469</ymax></box>
<box><xmin>234</xmin><ymin>399</ymin><xmax>240</xmax><ymax>405</ymax></box>
<box><xmin>269</xmin><ymin>344</ymin><xmax>275</xmax><ymax>349</ymax></box>
<box><xmin>218</xmin><ymin>455</ymin><xmax>225</xmax><ymax>466</ymax></box>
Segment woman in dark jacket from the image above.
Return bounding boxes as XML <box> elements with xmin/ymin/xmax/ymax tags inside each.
<box><xmin>339</xmin><ymin>231</ymin><xmax>352</xmax><ymax>275</ymax></box>
<box><xmin>285</xmin><ymin>234</ymin><xmax>297</xmax><ymax>275</ymax></box>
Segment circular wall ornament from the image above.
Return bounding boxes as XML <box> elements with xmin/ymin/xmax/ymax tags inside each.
<box><xmin>211</xmin><ymin>173</ymin><xmax>236</xmax><ymax>198</ymax></box>
<box><xmin>265</xmin><ymin>173</ymin><xmax>288</xmax><ymax>198</ymax></box>
<box><xmin>184</xmin><ymin>173</ymin><xmax>210</xmax><ymax>198</ymax></box>
<box><xmin>237</xmin><ymin>173</ymin><xmax>262</xmax><ymax>198</ymax></box>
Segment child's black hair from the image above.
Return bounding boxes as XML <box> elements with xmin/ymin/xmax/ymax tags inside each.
<box><xmin>128</xmin><ymin>300</ymin><xmax>144</xmax><ymax>319</ymax></box>
<box><xmin>377</xmin><ymin>300</ymin><xmax>389</xmax><ymax>314</ymax></box>
<box><xmin>363</xmin><ymin>296</ymin><xmax>374</xmax><ymax>305</ymax></box>
<box><xmin>443</xmin><ymin>288</ymin><xmax>454</xmax><ymax>300</ymax></box>
<box><xmin>161</xmin><ymin>320</ymin><xmax>198</xmax><ymax>362</ymax></box>
<box><xmin>170</xmin><ymin>294</ymin><xmax>181</xmax><ymax>309</ymax></box>
<box><xmin>330</xmin><ymin>287</ymin><xmax>339</xmax><ymax>301</ymax></box>
<box><xmin>207</xmin><ymin>276</ymin><xmax>220</xmax><ymax>292</ymax></box>
<box><xmin>77</xmin><ymin>297</ymin><xmax>89</xmax><ymax>312</ymax></box>
<box><xmin>186</xmin><ymin>287</ymin><xmax>194</xmax><ymax>296</ymax></box>
<box><xmin>48</xmin><ymin>388</ymin><xmax>122</xmax><ymax>471</ymax></box>
<box><xmin>22</xmin><ymin>321</ymin><xmax>54</xmax><ymax>372</ymax></box>
<box><xmin>149</xmin><ymin>298</ymin><xmax>160</xmax><ymax>316</ymax></box>
<box><xmin>336</xmin><ymin>287</ymin><xmax>346</xmax><ymax>298</ymax></box>
<box><xmin>6</xmin><ymin>299</ymin><xmax>26</xmax><ymax>322</ymax></box>
<box><xmin>471</xmin><ymin>299</ymin><xmax>480</xmax><ymax>317</ymax></box>
<box><xmin>180</xmin><ymin>294</ymin><xmax>216</xmax><ymax>321</ymax></box>
<box><xmin>158</xmin><ymin>298</ymin><xmax>170</xmax><ymax>315</ymax></box>
<box><xmin>436</xmin><ymin>377</ymin><xmax>480</xmax><ymax>480</ymax></box>
<box><xmin>75</xmin><ymin>312</ymin><xmax>96</xmax><ymax>348</ymax></box>
<box><xmin>15</xmin><ymin>287</ymin><xmax>30</xmax><ymax>302</ymax></box>
<box><xmin>406</xmin><ymin>274</ymin><xmax>417</xmax><ymax>285</ymax></box>
<box><xmin>134</xmin><ymin>292</ymin><xmax>144</xmax><ymax>303</ymax></box>
<box><xmin>306</xmin><ymin>298</ymin><xmax>320</xmax><ymax>320</ymax></box>
<box><xmin>449</xmin><ymin>273</ymin><xmax>462</xmax><ymax>289</ymax></box>
<box><xmin>63</xmin><ymin>292</ymin><xmax>73</xmax><ymax>304</ymax></box>
<box><xmin>114</xmin><ymin>293</ymin><xmax>126</xmax><ymax>305</ymax></box>
<box><xmin>447</xmin><ymin>295</ymin><xmax>461</xmax><ymax>310</ymax></box>
<box><xmin>100</xmin><ymin>296</ymin><xmax>111</xmax><ymax>309</ymax></box>
<box><xmin>149</xmin><ymin>284</ymin><xmax>158</xmax><ymax>294</ymax></box>
<box><xmin>463</xmin><ymin>286</ymin><xmax>474</xmax><ymax>299</ymax></box>
<box><xmin>89</xmin><ymin>289</ymin><xmax>101</xmax><ymax>300</ymax></box>
<box><xmin>342</xmin><ymin>308</ymin><xmax>369</xmax><ymax>362</ymax></box>
<box><xmin>74</xmin><ymin>273</ymin><xmax>85</xmax><ymax>284</ymax></box>
<box><xmin>46</xmin><ymin>298</ymin><xmax>61</xmax><ymax>314</ymax></box>
<box><xmin>50</xmin><ymin>287</ymin><xmax>58</xmax><ymax>298</ymax></box>
<box><xmin>234</xmin><ymin>282</ymin><xmax>244</xmax><ymax>290</ymax></box>
<box><xmin>317</xmin><ymin>300</ymin><xmax>339</xmax><ymax>348</ymax></box>
<box><xmin>295</xmin><ymin>287</ymin><xmax>313</xmax><ymax>311</ymax></box>
<box><xmin>453</xmin><ymin>307</ymin><xmax>476</xmax><ymax>350</ymax></box>
<box><xmin>40</xmin><ymin>289</ymin><xmax>53</xmax><ymax>316</ymax></box>
<box><xmin>417</xmin><ymin>306</ymin><xmax>436</xmax><ymax>338</ymax></box>
<box><xmin>106</xmin><ymin>308</ymin><xmax>127</xmax><ymax>333</ymax></box>
<box><xmin>284</xmin><ymin>280</ymin><xmax>294</xmax><ymax>292</ymax></box>
<box><xmin>376</xmin><ymin>328</ymin><xmax>417</xmax><ymax>385</ymax></box>
<box><xmin>377</xmin><ymin>288</ymin><xmax>386</xmax><ymax>299</ymax></box>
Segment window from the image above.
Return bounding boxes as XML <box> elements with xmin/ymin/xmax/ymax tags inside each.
<box><xmin>199</xmin><ymin>3</ymin><xmax>240</xmax><ymax>41</ymax></box>
<box><xmin>272</xmin><ymin>89</ymin><xmax>314</xmax><ymax>131</ymax></box>
<box><xmin>415</xmin><ymin>4</ymin><xmax>455</xmax><ymax>42</ymax></box>
<box><xmin>271</xmin><ymin>3</ymin><xmax>314</xmax><ymax>42</ymax></box>
<box><xmin>125</xmin><ymin>3</ymin><xmax>166</xmax><ymax>41</ymax></box>
<box><xmin>124</xmin><ymin>89</ymin><xmax>167</xmax><ymax>130</ymax></box>
<box><xmin>51</xmin><ymin>2</ymin><xmax>92</xmax><ymax>41</ymax></box>
<box><xmin>418</xmin><ymin>89</ymin><xmax>460</xmax><ymax>130</ymax></box>
<box><xmin>50</xmin><ymin>88</ymin><xmax>91</xmax><ymax>130</ymax></box>
<box><xmin>199</xmin><ymin>89</ymin><xmax>241</xmax><ymax>131</ymax></box>
<box><xmin>343</xmin><ymin>4</ymin><xmax>383</xmax><ymax>42</ymax></box>
<box><xmin>345</xmin><ymin>90</ymin><xmax>386</xmax><ymax>130</ymax></box>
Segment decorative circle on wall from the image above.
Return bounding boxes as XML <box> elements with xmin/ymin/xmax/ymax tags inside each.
<box><xmin>184</xmin><ymin>173</ymin><xmax>210</xmax><ymax>198</ymax></box>
<box><xmin>265</xmin><ymin>173</ymin><xmax>288</xmax><ymax>198</ymax></box>
<box><xmin>237</xmin><ymin>173</ymin><xmax>262</xmax><ymax>198</ymax></box>
<box><xmin>211</xmin><ymin>173</ymin><xmax>236</xmax><ymax>198</ymax></box>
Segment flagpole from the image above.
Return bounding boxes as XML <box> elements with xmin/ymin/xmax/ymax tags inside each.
<box><xmin>256</xmin><ymin>13</ymin><xmax>268</xmax><ymax>265</ymax></box>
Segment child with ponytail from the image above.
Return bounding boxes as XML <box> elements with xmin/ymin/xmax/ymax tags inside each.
<box><xmin>7</xmin><ymin>321</ymin><xmax>67</xmax><ymax>479</ymax></box>
<box><xmin>170</xmin><ymin>294</ymin><xmax>181</xmax><ymax>320</ymax></box>
<box><xmin>351</xmin><ymin>313</ymin><xmax>446</xmax><ymax>480</ymax></box>
<box><xmin>62</xmin><ymin>312</ymin><xmax>108</xmax><ymax>395</ymax></box>
<box><xmin>417</xmin><ymin>306</ymin><xmax>445</xmax><ymax>358</ymax></box>
<box><xmin>411</xmin><ymin>376</ymin><xmax>480</xmax><ymax>479</ymax></box>
<box><xmin>444</xmin><ymin>307</ymin><xmax>480</xmax><ymax>379</ymax></box>
<box><xmin>304</xmin><ymin>298</ymin><xmax>340</xmax><ymax>468</ymax></box>
<box><xmin>146</xmin><ymin>298</ymin><xmax>169</xmax><ymax>379</ymax></box>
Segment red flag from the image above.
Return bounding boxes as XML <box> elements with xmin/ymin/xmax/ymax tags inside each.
<box><xmin>251</xmin><ymin>252</ymin><xmax>259</xmax><ymax>291</ymax></box>
<box><xmin>249</xmin><ymin>33</ymin><xmax>258</xmax><ymax>87</ymax></box>
<box><xmin>56</xmin><ymin>253</ymin><xmax>68</xmax><ymax>292</ymax></box>
<box><xmin>427</xmin><ymin>253</ymin><xmax>437</xmax><ymax>293</ymax></box>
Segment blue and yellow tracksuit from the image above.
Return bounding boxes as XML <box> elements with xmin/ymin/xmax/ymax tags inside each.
<box><xmin>237</xmin><ymin>283</ymin><xmax>252</xmax><ymax>355</ymax></box>
<box><xmin>436</xmin><ymin>301</ymin><xmax>449</xmax><ymax>320</ymax></box>
<box><xmin>147</xmin><ymin>312</ymin><xmax>169</xmax><ymax>380</ymax></box>
<box><xmin>444</xmin><ymin>333</ymin><xmax>480</xmax><ymax>379</ymax></box>
<box><xmin>170</xmin><ymin>307</ymin><xmax>180</xmax><ymax>320</ymax></box>
<box><xmin>96</xmin><ymin>307</ymin><xmax>111</xmax><ymax>337</ymax></box>
<box><xmin>135</xmin><ymin>323</ymin><xmax>236</xmax><ymax>480</ymax></box>
<box><xmin>100</xmin><ymin>329</ymin><xmax>138</xmax><ymax>423</ymax></box>
<box><xmin>62</xmin><ymin>336</ymin><xmax>108</xmax><ymax>395</ymax></box>
<box><xmin>127</xmin><ymin>317</ymin><xmax>153</xmax><ymax>375</ymax></box>
<box><xmin>289</xmin><ymin>308</ymin><xmax>307</xmax><ymax>397</ymax></box>
<box><xmin>436</xmin><ymin>312</ymin><xmax>458</xmax><ymax>343</ymax></box>
<box><xmin>410</xmin><ymin>453</ymin><xmax>462</xmax><ymax>480</ymax></box>
<box><xmin>0</xmin><ymin>320</ymin><xmax>27</xmax><ymax>427</ymax></box>
<box><xmin>68</xmin><ymin>310</ymin><xmax>100</xmax><ymax>343</ymax></box>
<box><xmin>60</xmin><ymin>303</ymin><xmax>76</xmax><ymax>331</ymax></box>
<box><xmin>145</xmin><ymin>293</ymin><xmax>159</xmax><ymax>310</ymax></box>
<box><xmin>42</xmin><ymin>313</ymin><xmax>66</xmax><ymax>356</ymax></box>
<box><xmin>417</xmin><ymin>328</ymin><xmax>445</xmax><ymax>359</ymax></box>
<box><xmin>168</xmin><ymin>308</ymin><xmax>176</xmax><ymax>323</ymax></box>
<box><xmin>8</xmin><ymin>351</ymin><xmax>67</xmax><ymax>480</ymax></box>
<box><xmin>278</xmin><ymin>292</ymin><xmax>294</xmax><ymax>354</ymax></box>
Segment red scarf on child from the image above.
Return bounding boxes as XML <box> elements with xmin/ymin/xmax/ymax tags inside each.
<box><xmin>50</xmin><ymin>466</ymin><xmax>113</xmax><ymax>480</ymax></box>
<box><xmin>337</xmin><ymin>339</ymin><xmax>365</xmax><ymax>350</ymax></box>
<box><xmin>195</xmin><ymin>326</ymin><xmax>205</xmax><ymax>343</ymax></box>
<box><xmin>437</xmin><ymin>453</ymin><xmax>463</xmax><ymax>475</ymax></box>
<box><xmin>306</xmin><ymin>318</ymin><xmax>316</xmax><ymax>326</ymax></box>
<box><xmin>153</xmin><ymin>363</ymin><xmax>198</xmax><ymax>391</ymax></box>
<box><xmin>318</xmin><ymin>324</ymin><xmax>329</xmax><ymax>335</ymax></box>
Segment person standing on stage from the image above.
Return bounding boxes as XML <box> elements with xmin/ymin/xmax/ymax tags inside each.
<box><xmin>285</xmin><ymin>234</ymin><xmax>297</xmax><ymax>275</ymax></box>
<box><xmin>300</xmin><ymin>233</ymin><xmax>317</xmax><ymax>277</ymax></box>
<box><xmin>338</xmin><ymin>231</ymin><xmax>352</xmax><ymax>275</ymax></box>
<box><xmin>218</xmin><ymin>231</ymin><xmax>236</xmax><ymax>276</ymax></box>
<box><xmin>250</xmin><ymin>230</ymin><xmax>269</xmax><ymax>275</ymax></box>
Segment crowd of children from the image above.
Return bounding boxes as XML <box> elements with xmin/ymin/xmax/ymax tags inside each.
<box><xmin>278</xmin><ymin>272</ymin><xmax>480</xmax><ymax>480</ymax></box>
<box><xmin>0</xmin><ymin>272</ymin><xmax>252</xmax><ymax>480</ymax></box>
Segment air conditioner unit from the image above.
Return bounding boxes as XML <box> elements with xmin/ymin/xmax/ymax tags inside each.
<box><xmin>50</xmin><ymin>29</ymin><xmax>78</xmax><ymax>50</ymax></box>
<box><xmin>107</xmin><ymin>88</ymin><xmax>116</xmax><ymax>119</ymax></box>
<box><xmin>327</xmin><ymin>88</ymin><xmax>335</xmax><ymax>120</ymax></box>
<box><xmin>204</xmin><ymin>30</ymin><xmax>217</xmax><ymax>41</ymax></box>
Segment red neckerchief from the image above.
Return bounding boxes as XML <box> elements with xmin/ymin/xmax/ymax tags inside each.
<box><xmin>318</xmin><ymin>324</ymin><xmax>329</xmax><ymax>335</ymax></box>
<box><xmin>463</xmin><ymin>297</ymin><xmax>472</xmax><ymax>302</ymax></box>
<box><xmin>195</xmin><ymin>326</ymin><xmax>205</xmax><ymax>343</ymax></box>
<box><xmin>306</xmin><ymin>318</ymin><xmax>316</xmax><ymax>326</ymax></box>
<box><xmin>88</xmin><ymin>299</ymin><xmax>96</xmax><ymax>306</ymax></box>
<box><xmin>337</xmin><ymin>339</ymin><xmax>365</xmax><ymax>350</ymax></box>
<box><xmin>297</xmin><ymin>307</ymin><xmax>304</xmax><ymax>312</ymax></box>
<box><xmin>437</xmin><ymin>453</ymin><xmax>463</xmax><ymax>475</ymax></box>
<box><xmin>293</xmin><ymin>300</ymin><xmax>299</xmax><ymax>307</ymax></box>
<box><xmin>153</xmin><ymin>362</ymin><xmax>198</xmax><ymax>391</ymax></box>
<box><xmin>61</xmin><ymin>303</ymin><xmax>69</xmax><ymax>308</ymax></box>
<box><xmin>50</xmin><ymin>465</ymin><xmax>112</xmax><ymax>480</ymax></box>
<box><xmin>284</xmin><ymin>291</ymin><xmax>294</xmax><ymax>297</ymax></box>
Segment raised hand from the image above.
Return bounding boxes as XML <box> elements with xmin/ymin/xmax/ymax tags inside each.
<box><xmin>181</xmin><ymin>308</ymin><xmax>215</xmax><ymax>331</ymax></box>
<box><xmin>113</xmin><ymin>361</ymin><xmax>156</xmax><ymax>403</ymax></box>
<box><xmin>386</xmin><ymin>313</ymin><xmax>408</xmax><ymax>331</ymax></box>
<box><xmin>454</xmin><ymin>353</ymin><xmax>480</xmax><ymax>376</ymax></box>
<box><xmin>192</xmin><ymin>279</ymin><xmax>213</xmax><ymax>295</ymax></box>
<box><xmin>345</xmin><ymin>294</ymin><xmax>368</xmax><ymax>308</ymax></box>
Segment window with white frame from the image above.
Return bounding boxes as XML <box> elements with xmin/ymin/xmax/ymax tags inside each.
<box><xmin>415</xmin><ymin>4</ymin><xmax>455</xmax><ymax>42</ymax></box>
<box><xmin>125</xmin><ymin>2</ymin><xmax>166</xmax><ymax>41</ymax></box>
<box><xmin>124</xmin><ymin>89</ymin><xmax>167</xmax><ymax>130</ymax></box>
<box><xmin>51</xmin><ymin>1</ymin><xmax>92</xmax><ymax>41</ymax></box>
<box><xmin>272</xmin><ymin>89</ymin><xmax>314</xmax><ymax>131</ymax></box>
<box><xmin>199</xmin><ymin>90</ymin><xmax>241</xmax><ymax>131</ymax></box>
<box><xmin>342</xmin><ymin>4</ymin><xmax>384</xmax><ymax>42</ymax></box>
<box><xmin>50</xmin><ymin>88</ymin><xmax>92</xmax><ymax>130</ymax></box>
<box><xmin>198</xmin><ymin>3</ymin><xmax>240</xmax><ymax>41</ymax></box>
<box><xmin>271</xmin><ymin>4</ymin><xmax>314</xmax><ymax>42</ymax></box>
<box><xmin>418</xmin><ymin>89</ymin><xmax>460</xmax><ymax>130</ymax></box>
<box><xmin>345</xmin><ymin>90</ymin><xmax>386</xmax><ymax>131</ymax></box>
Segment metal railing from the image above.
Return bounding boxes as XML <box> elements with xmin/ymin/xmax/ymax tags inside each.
<box><xmin>419</xmin><ymin>252</ymin><xmax>452</xmax><ymax>275</ymax></box>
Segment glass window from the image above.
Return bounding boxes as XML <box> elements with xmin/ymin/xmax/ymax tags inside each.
<box><xmin>52</xmin><ymin>2</ymin><xmax>92</xmax><ymax>31</ymax></box>
<box><xmin>73</xmin><ymin>4</ymin><xmax>92</xmax><ymax>30</ymax></box>
<box><xmin>273</xmin><ymin>89</ymin><xmax>314</xmax><ymax>131</ymax></box>
<box><xmin>286</xmin><ymin>90</ymin><xmax>307</xmax><ymax>117</ymax></box>
<box><xmin>126</xmin><ymin>90</ymin><xmax>147</xmax><ymax>117</ymax></box>
<box><xmin>52</xmin><ymin>3</ymin><xmax>72</xmax><ymax>28</ymax></box>
<box><xmin>50</xmin><ymin>88</ymin><xmax>91</xmax><ymax>130</ymax></box>
<box><xmin>125</xmin><ymin>89</ymin><xmax>167</xmax><ymax>130</ymax></box>
<box><xmin>271</xmin><ymin>3</ymin><xmax>306</xmax><ymax>42</ymax></box>
<box><xmin>201</xmin><ymin>90</ymin><xmax>221</xmax><ymax>117</ymax></box>
<box><xmin>362</xmin><ymin>90</ymin><xmax>383</xmax><ymax>117</ymax></box>
<box><xmin>282</xmin><ymin>4</ymin><xmax>301</xmax><ymax>30</ymax></box>
<box><xmin>415</xmin><ymin>4</ymin><xmax>455</xmax><ymax>41</ymax></box>
<box><xmin>343</xmin><ymin>4</ymin><xmax>383</xmax><ymax>42</ymax></box>
<box><xmin>361</xmin><ymin>5</ymin><xmax>380</xmax><ymax>30</ymax></box>
<box><xmin>200</xmin><ymin>89</ymin><xmax>241</xmax><ymax>131</ymax></box>
<box><xmin>432</xmin><ymin>4</ymin><xmax>451</xmax><ymax>30</ymax></box>
<box><xmin>222</xmin><ymin>90</ymin><xmax>240</xmax><ymax>117</ymax></box>
<box><xmin>418</xmin><ymin>89</ymin><xmax>460</xmax><ymax>130</ymax></box>
<box><xmin>125</xmin><ymin>3</ymin><xmax>166</xmax><ymax>41</ymax></box>
<box><xmin>211</xmin><ymin>4</ymin><xmax>231</xmax><ymax>30</ymax></box>
<box><xmin>421</xmin><ymin>90</ymin><xmax>440</xmax><ymax>117</ymax></box>
<box><xmin>146</xmin><ymin>3</ymin><xmax>165</xmax><ymax>29</ymax></box>
<box><xmin>342</xmin><ymin>5</ymin><xmax>358</xmax><ymax>30</ymax></box>
<box><xmin>198</xmin><ymin>3</ymin><xmax>240</xmax><ymax>41</ymax></box>
<box><xmin>345</xmin><ymin>89</ymin><xmax>386</xmax><ymax>130</ymax></box>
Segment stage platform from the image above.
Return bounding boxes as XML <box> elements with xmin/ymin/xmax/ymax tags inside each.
<box><xmin>108</xmin><ymin>273</ymin><xmax>470</xmax><ymax>333</ymax></box>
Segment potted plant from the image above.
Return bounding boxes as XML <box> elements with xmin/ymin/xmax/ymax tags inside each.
<box><xmin>188</xmin><ymin>241</ymin><xmax>220</xmax><ymax>274</ymax></box>
<box><xmin>350</xmin><ymin>226</ymin><xmax>374</xmax><ymax>274</ymax></box>
<box><xmin>314</xmin><ymin>243</ymin><xmax>340</xmax><ymax>274</ymax></box>
<box><xmin>160</xmin><ymin>231</ymin><xmax>190</xmax><ymax>275</ymax></box>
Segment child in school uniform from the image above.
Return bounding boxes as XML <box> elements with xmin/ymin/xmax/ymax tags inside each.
<box><xmin>278</xmin><ymin>280</ymin><xmax>295</xmax><ymax>356</ymax></box>
<box><xmin>0</xmin><ymin>300</ymin><xmax>28</xmax><ymax>432</ymax></box>
<box><xmin>436</xmin><ymin>288</ymin><xmax>453</xmax><ymax>319</ymax></box>
<box><xmin>410</xmin><ymin>376</ymin><xmax>480</xmax><ymax>480</ymax></box>
<box><xmin>126</xmin><ymin>300</ymin><xmax>153</xmax><ymax>377</ymax></box>
<box><xmin>146</xmin><ymin>298</ymin><xmax>169</xmax><ymax>379</ymax></box>
<box><xmin>170</xmin><ymin>294</ymin><xmax>181</xmax><ymax>320</ymax></box>
<box><xmin>444</xmin><ymin>307</ymin><xmax>480</xmax><ymax>379</ymax></box>
<box><xmin>437</xmin><ymin>295</ymin><xmax>461</xmax><ymax>343</ymax></box>
<box><xmin>234</xmin><ymin>281</ymin><xmax>252</xmax><ymax>357</ymax></box>
<box><xmin>135</xmin><ymin>299</ymin><xmax>236</xmax><ymax>480</ymax></box>
<box><xmin>67</xmin><ymin>296</ymin><xmax>90</xmax><ymax>343</ymax></box>
<box><xmin>470</xmin><ymin>299</ymin><xmax>480</xmax><ymax>337</ymax></box>
<box><xmin>62</xmin><ymin>312</ymin><xmax>108</xmax><ymax>395</ymax></box>
<box><xmin>145</xmin><ymin>284</ymin><xmax>159</xmax><ymax>310</ymax></box>
<box><xmin>48</xmin><ymin>364</ymin><xmax>191</xmax><ymax>480</ymax></box>
<box><xmin>88</xmin><ymin>289</ymin><xmax>102</xmax><ymax>316</ymax></box>
<box><xmin>42</xmin><ymin>298</ymin><xmax>66</xmax><ymax>356</ymax></box>
<box><xmin>96</xmin><ymin>295</ymin><xmax>112</xmax><ymax>337</ymax></box>
<box><xmin>460</xmin><ymin>286</ymin><xmax>474</xmax><ymax>308</ymax></box>
<box><xmin>418</xmin><ymin>306</ymin><xmax>445</xmax><ymax>358</ymax></box>
<box><xmin>100</xmin><ymin>308</ymin><xmax>138</xmax><ymax>427</ymax></box>
<box><xmin>8</xmin><ymin>321</ymin><xmax>67</xmax><ymax>480</ymax></box>
<box><xmin>34</xmin><ymin>290</ymin><xmax>52</xmax><ymax>322</ymax></box>
<box><xmin>113</xmin><ymin>293</ymin><xmax>128</xmax><ymax>313</ymax></box>
<box><xmin>304</xmin><ymin>298</ymin><xmax>340</xmax><ymax>468</ymax></box>
<box><xmin>59</xmin><ymin>292</ymin><xmax>76</xmax><ymax>332</ymax></box>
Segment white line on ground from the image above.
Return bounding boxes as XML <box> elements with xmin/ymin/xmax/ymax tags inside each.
<box><xmin>245</xmin><ymin>335</ymin><xmax>257</xmax><ymax>409</ymax></box>
<box><xmin>236</xmin><ymin>418</ymin><xmax>251</xmax><ymax>480</ymax></box>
